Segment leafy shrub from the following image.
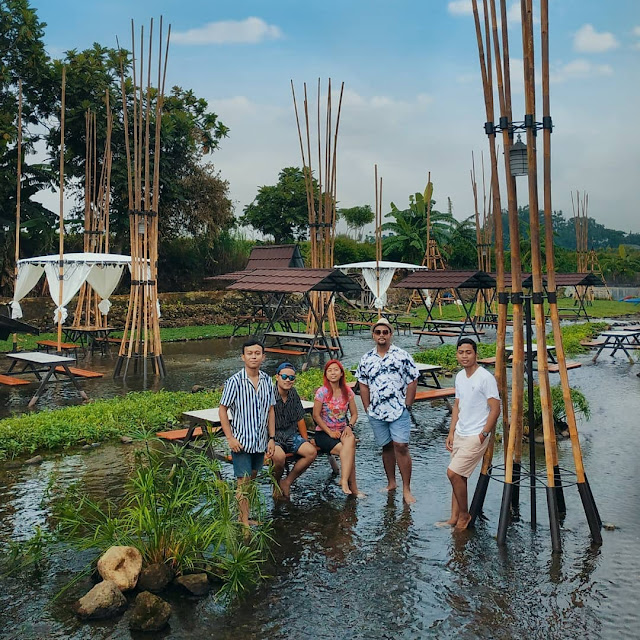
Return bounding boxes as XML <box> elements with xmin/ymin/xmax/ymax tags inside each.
<box><xmin>523</xmin><ymin>384</ymin><xmax>590</xmax><ymax>427</ymax></box>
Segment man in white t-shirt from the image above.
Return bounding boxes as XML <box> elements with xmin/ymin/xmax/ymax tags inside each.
<box><xmin>443</xmin><ymin>338</ymin><xmax>500</xmax><ymax>530</ymax></box>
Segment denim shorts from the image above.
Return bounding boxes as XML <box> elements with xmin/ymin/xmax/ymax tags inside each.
<box><xmin>368</xmin><ymin>408</ymin><xmax>411</xmax><ymax>447</ymax></box>
<box><xmin>279</xmin><ymin>434</ymin><xmax>309</xmax><ymax>455</ymax></box>
<box><xmin>231</xmin><ymin>451</ymin><xmax>265</xmax><ymax>478</ymax></box>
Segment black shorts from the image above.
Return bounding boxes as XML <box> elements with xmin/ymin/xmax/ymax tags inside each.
<box><xmin>314</xmin><ymin>430</ymin><xmax>341</xmax><ymax>454</ymax></box>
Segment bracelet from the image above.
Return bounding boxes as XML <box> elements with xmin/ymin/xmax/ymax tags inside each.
<box><xmin>268</xmin><ymin>436</ymin><xmax>275</xmax><ymax>440</ymax></box>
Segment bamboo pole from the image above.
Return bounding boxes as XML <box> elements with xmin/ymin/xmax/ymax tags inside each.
<box><xmin>13</xmin><ymin>80</ymin><xmax>23</xmax><ymax>352</ymax></box>
<box><xmin>57</xmin><ymin>67</ymin><xmax>66</xmax><ymax>353</ymax></box>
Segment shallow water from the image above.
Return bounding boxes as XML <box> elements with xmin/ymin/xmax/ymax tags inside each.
<box><xmin>1</xmin><ymin>326</ymin><xmax>639</xmax><ymax>639</ymax></box>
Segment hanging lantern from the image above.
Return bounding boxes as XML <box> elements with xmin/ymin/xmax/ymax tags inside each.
<box><xmin>509</xmin><ymin>134</ymin><xmax>528</xmax><ymax>176</ymax></box>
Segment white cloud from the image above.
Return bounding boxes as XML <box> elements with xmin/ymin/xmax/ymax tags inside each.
<box><xmin>633</xmin><ymin>26</ymin><xmax>640</xmax><ymax>37</ymax></box>
<box><xmin>447</xmin><ymin>1</ymin><xmax>473</xmax><ymax>16</ymax></box>
<box><xmin>172</xmin><ymin>17</ymin><xmax>283</xmax><ymax>45</ymax></box>
<box><xmin>550</xmin><ymin>58</ymin><xmax>613</xmax><ymax>83</ymax></box>
<box><xmin>573</xmin><ymin>24</ymin><xmax>619</xmax><ymax>53</ymax></box>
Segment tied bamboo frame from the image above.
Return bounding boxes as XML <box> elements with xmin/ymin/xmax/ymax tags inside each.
<box><xmin>291</xmin><ymin>79</ymin><xmax>343</xmax><ymax>344</ymax></box>
<box><xmin>114</xmin><ymin>18</ymin><xmax>170</xmax><ymax>380</ymax></box>
<box><xmin>13</xmin><ymin>80</ymin><xmax>23</xmax><ymax>352</ymax></box>
<box><xmin>73</xmin><ymin>93</ymin><xmax>113</xmax><ymax>329</ymax></box>
<box><xmin>374</xmin><ymin>165</ymin><xmax>383</xmax><ymax>319</ymax></box>
<box><xmin>471</xmin><ymin>151</ymin><xmax>493</xmax><ymax>320</ymax></box>
<box><xmin>471</xmin><ymin>0</ymin><xmax>602</xmax><ymax>549</ymax></box>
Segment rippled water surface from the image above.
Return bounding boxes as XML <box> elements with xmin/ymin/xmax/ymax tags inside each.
<box><xmin>0</xmin><ymin>327</ymin><xmax>639</xmax><ymax>639</ymax></box>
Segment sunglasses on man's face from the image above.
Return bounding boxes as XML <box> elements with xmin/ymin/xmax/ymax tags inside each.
<box><xmin>374</xmin><ymin>329</ymin><xmax>390</xmax><ymax>335</ymax></box>
<box><xmin>279</xmin><ymin>373</ymin><xmax>296</xmax><ymax>381</ymax></box>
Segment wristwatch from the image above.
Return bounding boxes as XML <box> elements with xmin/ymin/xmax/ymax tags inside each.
<box><xmin>481</xmin><ymin>431</ymin><xmax>491</xmax><ymax>438</ymax></box>
<box><xmin>268</xmin><ymin>436</ymin><xmax>275</xmax><ymax>441</ymax></box>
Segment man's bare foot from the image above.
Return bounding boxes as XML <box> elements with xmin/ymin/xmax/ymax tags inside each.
<box><xmin>354</xmin><ymin>491</ymin><xmax>367</xmax><ymax>499</ymax></box>
<box><xmin>380</xmin><ymin>482</ymin><xmax>397</xmax><ymax>493</ymax></box>
<box><xmin>403</xmin><ymin>490</ymin><xmax>416</xmax><ymax>504</ymax></box>
<box><xmin>454</xmin><ymin>513</ymin><xmax>472</xmax><ymax>530</ymax></box>
<box><xmin>435</xmin><ymin>519</ymin><xmax>456</xmax><ymax>527</ymax></box>
<box><xmin>340</xmin><ymin>481</ymin><xmax>353</xmax><ymax>495</ymax></box>
<box><xmin>278</xmin><ymin>479</ymin><xmax>291</xmax><ymax>499</ymax></box>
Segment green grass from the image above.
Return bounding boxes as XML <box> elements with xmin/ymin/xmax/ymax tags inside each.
<box><xmin>0</xmin><ymin>390</ymin><xmax>222</xmax><ymax>459</ymax></box>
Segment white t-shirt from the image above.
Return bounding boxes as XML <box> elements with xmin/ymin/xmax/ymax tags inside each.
<box><xmin>454</xmin><ymin>366</ymin><xmax>500</xmax><ymax>436</ymax></box>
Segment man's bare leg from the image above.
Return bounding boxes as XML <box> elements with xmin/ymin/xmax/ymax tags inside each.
<box><xmin>271</xmin><ymin>447</ymin><xmax>287</xmax><ymax>498</ymax></box>
<box><xmin>237</xmin><ymin>476</ymin><xmax>251</xmax><ymax>527</ymax></box>
<box><xmin>447</xmin><ymin>468</ymin><xmax>470</xmax><ymax>529</ymax></box>
<box><xmin>381</xmin><ymin>442</ymin><xmax>397</xmax><ymax>491</ymax></box>
<box><xmin>394</xmin><ymin>441</ymin><xmax>415</xmax><ymax>504</ymax></box>
<box><xmin>279</xmin><ymin>442</ymin><xmax>316</xmax><ymax>498</ymax></box>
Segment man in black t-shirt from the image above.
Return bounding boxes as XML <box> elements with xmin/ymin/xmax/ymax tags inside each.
<box><xmin>272</xmin><ymin>362</ymin><xmax>317</xmax><ymax>498</ymax></box>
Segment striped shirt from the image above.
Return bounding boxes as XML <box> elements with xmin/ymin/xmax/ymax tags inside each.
<box><xmin>273</xmin><ymin>385</ymin><xmax>306</xmax><ymax>446</ymax></box>
<box><xmin>220</xmin><ymin>369</ymin><xmax>276</xmax><ymax>453</ymax></box>
<box><xmin>356</xmin><ymin>344</ymin><xmax>420</xmax><ymax>421</ymax></box>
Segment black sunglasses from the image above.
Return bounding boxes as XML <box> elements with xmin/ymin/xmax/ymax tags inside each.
<box><xmin>374</xmin><ymin>329</ymin><xmax>390</xmax><ymax>335</ymax></box>
<box><xmin>279</xmin><ymin>373</ymin><xmax>296</xmax><ymax>381</ymax></box>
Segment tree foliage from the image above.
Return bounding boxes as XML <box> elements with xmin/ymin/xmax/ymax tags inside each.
<box><xmin>241</xmin><ymin>167</ymin><xmax>317</xmax><ymax>243</ymax></box>
<box><xmin>339</xmin><ymin>204</ymin><xmax>374</xmax><ymax>240</ymax></box>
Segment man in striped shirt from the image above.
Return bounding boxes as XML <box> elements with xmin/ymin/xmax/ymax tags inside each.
<box><xmin>220</xmin><ymin>338</ymin><xmax>276</xmax><ymax>527</ymax></box>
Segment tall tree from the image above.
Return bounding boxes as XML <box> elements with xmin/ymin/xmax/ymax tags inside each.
<box><xmin>339</xmin><ymin>204</ymin><xmax>374</xmax><ymax>240</ymax></box>
<box><xmin>241</xmin><ymin>167</ymin><xmax>318</xmax><ymax>243</ymax></box>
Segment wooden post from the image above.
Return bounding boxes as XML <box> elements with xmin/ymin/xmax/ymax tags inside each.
<box><xmin>57</xmin><ymin>67</ymin><xmax>66</xmax><ymax>354</ymax></box>
<box><xmin>13</xmin><ymin>80</ymin><xmax>22</xmax><ymax>352</ymax></box>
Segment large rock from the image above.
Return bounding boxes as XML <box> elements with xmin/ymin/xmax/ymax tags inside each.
<box><xmin>75</xmin><ymin>580</ymin><xmax>127</xmax><ymax>620</ymax></box>
<box><xmin>128</xmin><ymin>591</ymin><xmax>171</xmax><ymax>632</ymax></box>
<box><xmin>173</xmin><ymin>573</ymin><xmax>210</xmax><ymax>596</ymax></box>
<box><xmin>97</xmin><ymin>546</ymin><xmax>143</xmax><ymax>591</ymax></box>
<box><xmin>137</xmin><ymin>563</ymin><xmax>174</xmax><ymax>592</ymax></box>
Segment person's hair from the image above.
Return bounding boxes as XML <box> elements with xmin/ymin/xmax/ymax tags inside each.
<box><xmin>456</xmin><ymin>337</ymin><xmax>477</xmax><ymax>353</ymax></box>
<box><xmin>322</xmin><ymin>359</ymin><xmax>348</xmax><ymax>401</ymax></box>
<box><xmin>242</xmin><ymin>338</ymin><xmax>264</xmax><ymax>354</ymax></box>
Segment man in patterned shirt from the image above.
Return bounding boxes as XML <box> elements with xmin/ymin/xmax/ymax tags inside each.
<box><xmin>356</xmin><ymin>318</ymin><xmax>419</xmax><ymax>504</ymax></box>
<box><xmin>219</xmin><ymin>338</ymin><xmax>276</xmax><ymax>527</ymax></box>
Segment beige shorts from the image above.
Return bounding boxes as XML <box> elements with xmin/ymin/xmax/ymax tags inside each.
<box><xmin>448</xmin><ymin>432</ymin><xmax>490</xmax><ymax>478</ymax></box>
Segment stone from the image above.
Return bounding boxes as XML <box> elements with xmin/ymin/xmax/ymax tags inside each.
<box><xmin>97</xmin><ymin>546</ymin><xmax>143</xmax><ymax>591</ymax></box>
<box><xmin>128</xmin><ymin>591</ymin><xmax>171</xmax><ymax>632</ymax></box>
<box><xmin>191</xmin><ymin>384</ymin><xmax>206</xmax><ymax>393</ymax></box>
<box><xmin>25</xmin><ymin>455</ymin><xmax>43</xmax><ymax>465</ymax></box>
<box><xmin>173</xmin><ymin>573</ymin><xmax>210</xmax><ymax>596</ymax></box>
<box><xmin>75</xmin><ymin>580</ymin><xmax>127</xmax><ymax>620</ymax></box>
<box><xmin>120</xmin><ymin>436</ymin><xmax>134</xmax><ymax>444</ymax></box>
<box><xmin>534</xmin><ymin>433</ymin><xmax>545</xmax><ymax>444</ymax></box>
<box><xmin>603</xmin><ymin>522</ymin><xmax>618</xmax><ymax>531</ymax></box>
<box><xmin>137</xmin><ymin>563</ymin><xmax>174</xmax><ymax>592</ymax></box>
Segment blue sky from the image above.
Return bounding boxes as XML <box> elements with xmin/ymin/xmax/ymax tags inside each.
<box><xmin>32</xmin><ymin>0</ymin><xmax>640</xmax><ymax>234</ymax></box>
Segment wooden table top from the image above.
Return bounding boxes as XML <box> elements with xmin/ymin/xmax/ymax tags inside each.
<box><xmin>7</xmin><ymin>352</ymin><xmax>76</xmax><ymax>365</ymax></box>
<box><xmin>183</xmin><ymin>400</ymin><xmax>314</xmax><ymax>425</ymax></box>
<box><xmin>264</xmin><ymin>331</ymin><xmax>317</xmax><ymax>341</ymax></box>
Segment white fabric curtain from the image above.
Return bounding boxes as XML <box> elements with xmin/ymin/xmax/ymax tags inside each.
<box><xmin>11</xmin><ymin>264</ymin><xmax>45</xmax><ymax>319</ymax></box>
<box><xmin>362</xmin><ymin>267</ymin><xmax>396</xmax><ymax>310</ymax></box>
<box><xmin>44</xmin><ymin>262</ymin><xmax>93</xmax><ymax>324</ymax></box>
<box><xmin>86</xmin><ymin>264</ymin><xmax>126</xmax><ymax>315</ymax></box>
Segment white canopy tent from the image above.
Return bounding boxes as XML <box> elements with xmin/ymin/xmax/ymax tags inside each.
<box><xmin>335</xmin><ymin>260</ymin><xmax>428</xmax><ymax>309</ymax></box>
<box><xmin>11</xmin><ymin>253</ymin><xmax>132</xmax><ymax>324</ymax></box>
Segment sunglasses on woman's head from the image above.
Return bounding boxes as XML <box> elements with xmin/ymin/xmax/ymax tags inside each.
<box><xmin>280</xmin><ymin>373</ymin><xmax>296</xmax><ymax>381</ymax></box>
<box><xmin>374</xmin><ymin>329</ymin><xmax>390</xmax><ymax>335</ymax></box>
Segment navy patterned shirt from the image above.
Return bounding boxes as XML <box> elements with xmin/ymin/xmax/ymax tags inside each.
<box><xmin>356</xmin><ymin>344</ymin><xmax>420</xmax><ymax>421</ymax></box>
<box><xmin>220</xmin><ymin>369</ymin><xmax>276</xmax><ymax>453</ymax></box>
<box><xmin>273</xmin><ymin>385</ymin><xmax>306</xmax><ymax>446</ymax></box>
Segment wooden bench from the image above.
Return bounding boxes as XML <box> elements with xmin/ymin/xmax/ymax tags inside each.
<box><xmin>414</xmin><ymin>330</ymin><xmax>461</xmax><ymax>337</ymax></box>
<box><xmin>37</xmin><ymin>340</ymin><xmax>78</xmax><ymax>354</ymax></box>
<box><xmin>477</xmin><ymin>356</ymin><xmax>497</xmax><ymax>365</ymax></box>
<box><xmin>415</xmin><ymin>387</ymin><xmax>456</xmax><ymax>401</ymax></box>
<box><xmin>264</xmin><ymin>347</ymin><xmax>307</xmax><ymax>356</ymax></box>
<box><xmin>345</xmin><ymin>320</ymin><xmax>375</xmax><ymax>334</ymax></box>
<box><xmin>547</xmin><ymin>361</ymin><xmax>582</xmax><ymax>372</ymax></box>
<box><xmin>283</xmin><ymin>342</ymin><xmax>339</xmax><ymax>351</ymax></box>
<box><xmin>0</xmin><ymin>374</ymin><xmax>30</xmax><ymax>386</ymax></box>
<box><xmin>580</xmin><ymin>340</ymin><xmax>605</xmax><ymax>348</ymax></box>
<box><xmin>54</xmin><ymin>366</ymin><xmax>104</xmax><ymax>378</ymax></box>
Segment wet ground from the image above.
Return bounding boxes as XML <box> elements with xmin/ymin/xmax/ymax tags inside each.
<box><xmin>0</xmin><ymin>326</ymin><xmax>639</xmax><ymax>638</ymax></box>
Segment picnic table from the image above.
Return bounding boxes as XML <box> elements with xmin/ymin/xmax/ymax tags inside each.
<box><xmin>414</xmin><ymin>318</ymin><xmax>485</xmax><ymax>345</ymax></box>
<box><xmin>63</xmin><ymin>325</ymin><xmax>116</xmax><ymax>353</ymax></box>
<box><xmin>263</xmin><ymin>331</ymin><xmax>339</xmax><ymax>362</ymax></box>
<box><xmin>5</xmin><ymin>352</ymin><xmax>89</xmax><ymax>407</ymax></box>
<box><xmin>505</xmin><ymin>343</ymin><xmax>557</xmax><ymax>363</ymax></box>
<box><xmin>592</xmin><ymin>330</ymin><xmax>640</xmax><ymax>363</ymax></box>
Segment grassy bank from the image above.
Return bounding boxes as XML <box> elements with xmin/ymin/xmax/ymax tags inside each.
<box><xmin>414</xmin><ymin>321</ymin><xmax>608</xmax><ymax>371</ymax></box>
<box><xmin>0</xmin><ymin>390</ymin><xmax>221</xmax><ymax>459</ymax></box>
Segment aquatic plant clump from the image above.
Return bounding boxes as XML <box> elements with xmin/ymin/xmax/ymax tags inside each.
<box><xmin>53</xmin><ymin>445</ymin><xmax>273</xmax><ymax>601</ymax></box>
<box><xmin>0</xmin><ymin>390</ymin><xmax>222</xmax><ymax>459</ymax></box>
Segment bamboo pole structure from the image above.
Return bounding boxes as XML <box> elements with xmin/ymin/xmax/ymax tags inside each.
<box><xmin>468</xmin><ymin>0</ymin><xmax>510</xmax><ymax>527</ymax></box>
<box><xmin>291</xmin><ymin>79</ymin><xmax>344</xmax><ymax>348</ymax></box>
<box><xmin>114</xmin><ymin>18</ymin><xmax>169</xmax><ymax>380</ymax></box>
<box><xmin>374</xmin><ymin>165</ymin><xmax>382</xmax><ymax>320</ymax></box>
<box><xmin>470</xmin><ymin>0</ymin><xmax>601</xmax><ymax>549</ymax></box>
<box><xmin>12</xmin><ymin>80</ymin><xmax>22</xmax><ymax>352</ymax></box>
<box><xmin>56</xmin><ymin>67</ymin><xmax>67</xmax><ymax>353</ymax></box>
<box><xmin>73</xmin><ymin>93</ymin><xmax>113</xmax><ymax>328</ymax></box>
<box><xmin>471</xmin><ymin>151</ymin><xmax>493</xmax><ymax>321</ymax></box>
